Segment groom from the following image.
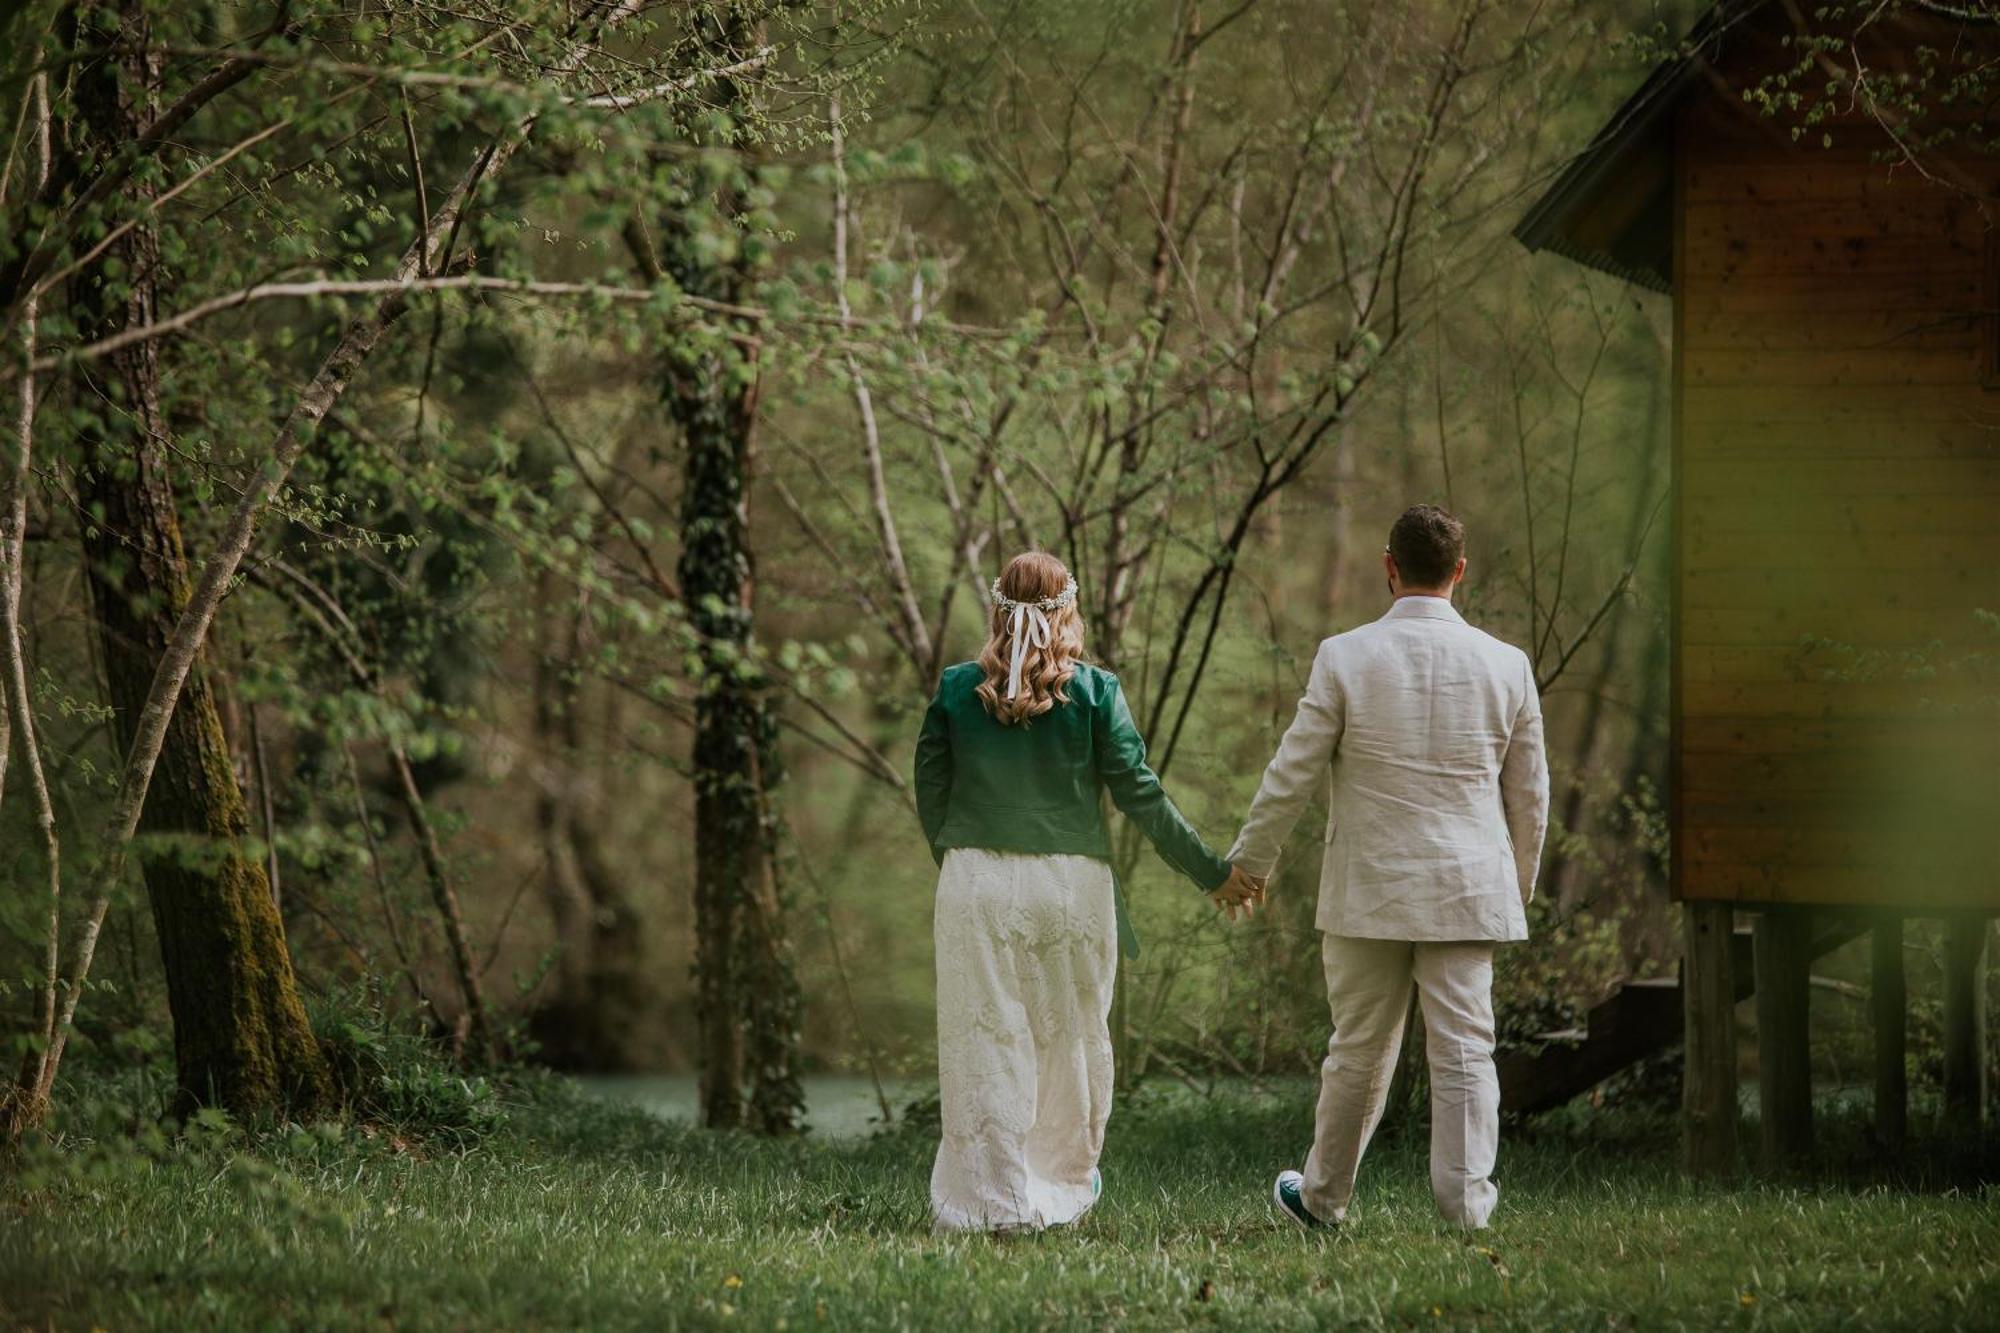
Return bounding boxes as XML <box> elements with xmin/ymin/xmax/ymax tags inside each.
<box><xmin>1228</xmin><ymin>504</ymin><xmax>1548</xmax><ymax>1230</ymax></box>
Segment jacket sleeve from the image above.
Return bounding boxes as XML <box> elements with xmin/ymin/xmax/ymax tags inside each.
<box><xmin>1227</xmin><ymin>640</ymin><xmax>1343</xmax><ymax>880</ymax></box>
<box><xmin>1093</xmin><ymin>676</ymin><xmax>1232</xmax><ymax>892</ymax></box>
<box><xmin>1499</xmin><ymin>650</ymin><xmax>1550</xmax><ymax>906</ymax></box>
<box><xmin>913</xmin><ymin>686</ymin><xmax>953</xmax><ymax>864</ymax></box>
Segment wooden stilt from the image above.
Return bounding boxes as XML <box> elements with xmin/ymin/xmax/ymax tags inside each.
<box><xmin>1755</xmin><ymin>906</ymin><xmax>1813</xmax><ymax>1169</ymax></box>
<box><xmin>1941</xmin><ymin>914</ymin><xmax>1990</xmax><ymax>1130</ymax></box>
<box><xmin>1682</xmin><ymin>901</ymin><xmax>1738</xmax><ymax>1177</ymax></box>
<box><xmin>1871</xmin><ymin>917</ymin><xmax>1906</xmax><ymax>1149</ymax></box>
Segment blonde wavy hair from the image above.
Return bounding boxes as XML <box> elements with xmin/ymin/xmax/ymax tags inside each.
<box><xmin>976</xmin><ymin>552</ymin><xmax>1086</xmax><ymax>725</ymax></box>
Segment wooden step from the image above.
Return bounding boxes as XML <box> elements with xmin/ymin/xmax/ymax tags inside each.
<box><xmin>1586</xmin><ymin>976</ymin><xmax>1681</xmax><ymax>1043</ymax></box>
<box><xmin>1500</xmin><ymin>910</ymin><xmax>1873</xmax><ymax>1117</ymax></box>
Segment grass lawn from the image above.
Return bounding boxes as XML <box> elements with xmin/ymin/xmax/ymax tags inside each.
<box><xmin>3</xmin><ymin>1075</ymin><xmax>1997</xmax><ymax>1330</ymax></box>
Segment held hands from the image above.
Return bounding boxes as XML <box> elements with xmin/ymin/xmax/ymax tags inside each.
<box><xmin>1208</xmin><ymin>864</ymin><xmax>1268</xmax><ymax>923</ymax></box>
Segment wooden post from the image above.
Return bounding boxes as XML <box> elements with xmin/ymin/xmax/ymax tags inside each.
<box><xmin>1754</xmin><ymin>907</ymin><xmax>1813</xmax><ymax>1169</ymax></box>
<box><xmin>1942</xmin><ymin>914</ymin><xmax>1990</xmax><ymax>1130</ymax></box>
<box><xmin>1682</xmin><ymin>901</ymin><xmax>1738</xmax><ymax>1177</ymax></box>
<box><xmin>1871</xmin><ymin>917</ymin><xmax>1906</xmax><ymax>1149</ymax></box>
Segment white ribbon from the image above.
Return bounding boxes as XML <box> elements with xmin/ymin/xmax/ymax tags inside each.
<box><xmin>1004</xmin><ymin>602</ymin><xmax>1053</xmax><ymax>700</ymax></box>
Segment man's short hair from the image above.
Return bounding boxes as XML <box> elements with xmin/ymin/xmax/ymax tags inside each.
<box><xmin>1388</xmin><ymin>504</ymin><xmax>1465</xmax><ymax>588</ymax></box>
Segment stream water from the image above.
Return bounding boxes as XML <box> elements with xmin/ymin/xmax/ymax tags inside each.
<box><xmin>578</xmin><ymin>1074</ymin><xmax>929</xmax><ymax>1139</ymax></box>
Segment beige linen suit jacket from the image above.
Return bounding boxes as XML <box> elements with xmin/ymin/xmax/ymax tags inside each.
<box><xmin>1227</xmin><ymin>596</ymin><xmax>1549</xmax><ymax>942</ymax></box>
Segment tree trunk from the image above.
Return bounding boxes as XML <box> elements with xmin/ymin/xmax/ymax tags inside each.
<box><xmin>652</xmin><ymin>15</ymin><xmax>804</xmax><ymax>1135</ymax></box>
<box><xmin>533</xmin><ymin>608</ymin><xmax>596</xmax><ymax>1032</ymax></box>
<box><xmin>664</xmin><ymin>311</ymin><xmax>804</xmax><ymax>1129</ymax></box>
<box><xmin>69</xmin><ymin>5</ymin><xmax>329</xmax><ymax>1120</ymax></box>
<box><xmin>530</xmin><ymin>591</ymin><xmax>652</xmax><ymax>1071</ymax></box>
<box><xmin>741</xmin><ymin>718</ymin><xmax>805</xmax><ymax>1135</ymax></box>
<box><xmin>668</xmin><ymin>340</ymin><xmax>765</xmax><ymax>1127</ymax></box>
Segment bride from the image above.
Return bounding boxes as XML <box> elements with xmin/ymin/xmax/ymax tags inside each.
<box><xmin>914</xmin><ymin>551</ymin><xmax>1261</xmax><ymax>1233</ymax></box>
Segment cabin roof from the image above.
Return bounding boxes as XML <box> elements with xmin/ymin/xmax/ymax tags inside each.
<box><xmin>1513</xmin><ymin>1</ymin><xmax>1765</xmax><ymax>292</ymax></box>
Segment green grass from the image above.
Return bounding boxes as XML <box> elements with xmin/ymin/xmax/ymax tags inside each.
<box><xmin>3</xmin><ymin>1076</ymin><xmax>1997</xmax><ymax>1331</ymax></box>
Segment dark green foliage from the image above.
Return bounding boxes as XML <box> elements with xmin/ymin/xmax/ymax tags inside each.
<box><xmin>311</xmin><ymin>985</ymin><xmax>502</xmax><ymax>1147</ymax></box>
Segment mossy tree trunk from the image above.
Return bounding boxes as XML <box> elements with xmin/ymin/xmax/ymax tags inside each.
<box><xmin>69</xmin><ymin>3</ymin><xmax>330</xmax><ymax>1120</ymax></box>
<box><xmin>741</xmin><ymin>712</ymin><xmax>804</xmax><ymax>1135</ymax></box>
<box><xmin>642</xmin><ymin>12</ymin><xmax>804</xmax><ymax>1136</ymax></box>
<box><xmin>664</xmin><ymin>319</ymin><xmax>803</xmax><ymax>1132</ymax></box>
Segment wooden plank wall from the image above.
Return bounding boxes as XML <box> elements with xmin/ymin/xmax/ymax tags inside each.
<box><xmin>1674</xmin><ymin>92</ymin><xmax>2000</xmax><ymax>911</ymax></box>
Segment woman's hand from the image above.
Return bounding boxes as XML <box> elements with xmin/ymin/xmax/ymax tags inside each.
<box><xmin>1209</xmin><ymin>865</ymin><xmax>1267</xmax><ymax>922</ymax></box>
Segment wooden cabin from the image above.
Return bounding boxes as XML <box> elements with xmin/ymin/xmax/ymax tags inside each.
<box><xmin>1515</xmin><ymin>0</ymin><xmax>1999</xmax><ymax>1170</ymax></box>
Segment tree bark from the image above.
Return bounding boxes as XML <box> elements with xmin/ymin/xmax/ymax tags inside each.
<box><xmin>69</xmin><ymin>4</ymin><xmax>329</xmax><ymax>1119</ymax></box>
<box><xmin>529</xmin><ymin>591</ymin><xmax>652</xmax><ymax>1071</ymax></box>
<box><xmin>665</xmin><ymin>317</ymin><xmax>804</xmax><ymax>1130</ymax></box>
<box><xmin>670</xmin><ymin>339</ymin><xmax>753</xmax><ymax>1128</ymax></box>
<box><xmin>741</xmin><ymin>719</ymin><xmax>804</xmax><ymax>1135</ymax></box>
<box><xmin>651</xmin><ymin>14</ymin><xmax>804</xmax><ymax>1135</ymax></box>
<box><xmin>533</xmin><ymin>607</ymin><xmax>596</xmax><ymax>1028</ymax></box>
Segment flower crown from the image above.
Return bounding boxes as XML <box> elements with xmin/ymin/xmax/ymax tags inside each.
<box><xmin>991</xmin><ymin>573</ymin><xmax>1078</xmax><ymax>615</ymax></box>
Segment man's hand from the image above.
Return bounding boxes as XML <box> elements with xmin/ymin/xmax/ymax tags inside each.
<box><xmin>1208</xmin><ymin>865</ymin><xmax>1268</xmax><ymax>922</ymax></box>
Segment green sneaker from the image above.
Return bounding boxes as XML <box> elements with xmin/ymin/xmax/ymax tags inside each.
<box><xmin>1272</xmin><ymin>1170</ymin><xmax>1331</xmax><ymax>1231</ymax></box>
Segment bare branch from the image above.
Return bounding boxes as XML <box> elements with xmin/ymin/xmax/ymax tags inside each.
<box><xmin>10</xmin><ymin>271</ymin><xmax>1025</xmax><ymax>382</ymax></box>
<box><xmin>579</xmin><ymin>48</ymin><xmax>777</xmax><ymax>108</ymax></box>
<box><xmin>829</xmin><ymin>81</ymin><xmax>933</xmax><ymax>678</ymax></box>
<box><xmin>0</xmin><ymin>71</ymin><xmax>59</xmax><ymax>1131</ymax></box>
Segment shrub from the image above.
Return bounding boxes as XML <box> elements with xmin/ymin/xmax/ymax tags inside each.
<box><xmin>309</xmin><ymin>982</ymin><xmax>502</xmax><ymax>1148</ymax></box>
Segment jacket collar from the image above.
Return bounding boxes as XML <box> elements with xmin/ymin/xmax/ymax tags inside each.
<box><xmin>1379</xmin><ymin>595</ymin><xmax>1465</xmax><ymax>625</ymax></box>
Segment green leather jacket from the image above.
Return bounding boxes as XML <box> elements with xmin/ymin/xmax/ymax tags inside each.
<box><xmin>914</xmin><ymin>661</ymin><xmax>1232</xmax><ymax>955</ymax></box>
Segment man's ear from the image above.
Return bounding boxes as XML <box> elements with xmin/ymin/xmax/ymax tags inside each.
<box><xmin>1451</xmin><ymin>557</ymin><xmax>1467</xmax><ymax>587</ymax></box>
<box><xmin>1383</xmin><ymin>549</ymin><xmax>1399</xmax><ymax>589</ymax></box>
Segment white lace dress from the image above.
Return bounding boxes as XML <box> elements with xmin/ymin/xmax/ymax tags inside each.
<box><xmin>931</xmin><ymin>847</ymin><xmax>1117</xmax><ymax>1233</ymax></box>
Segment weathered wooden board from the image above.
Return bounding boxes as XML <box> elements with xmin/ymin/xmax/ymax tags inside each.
<box><xmin>1680</xmin><ymin>270</ymin><xmax>1983</xmax><ymax>313</ymax></box>
<box><xmin>1680</xmin><ymin>230</ymin><xmax>1980</xmax><ymax>273</ymax></box>
<box><xmin>1672</xmin><ymin>73</ymin><xmax>2000</xmax><ymax>911</ymax></box>
<box><xmin>1681</xmin><ymin>569</ymin><xmax>1990</xmax><ymax>617</ymax></box>
<box><xmin>1685</xmin><ymin>457</ymin><xmax>2000</xmax><ymax>502</ymax></box>
<box><xmin>1677</xmin><ymin>424</ymin><xmax>2000</xmax><ymax>462</ymax></box>
<box><xmin>1686</xmin><ymin>158</ymin><xmax>1989</xmax><ymax>200</ymax></box>
<box><xmin>1686</xmin><ymin>347</ymin><xmax>1978</xmax><ymax>387</ymax></box>
<box><xmin>1678</xmin><ymin>861</ymin><xmax>2000</xmax><ymax>912</ymax></box>
<box><xmin>1680</xmin><ymin>732</ymin><xmax>1992</xmax><ymax>784</ymax></box>
<box><xmin>1686</xmin><ymin>492</ymin><xmax>1999</xmax><ymax>535</ymax></box>
<box><xmin>1683</xmin><ymin>306</ymin><xmax>1980</xmax><ymax>353</ymax></box>
<box><xmin>1684</xmin><ymin>607</ymin><xmax>1968</xmax><ymax>647</ymax></box>
<box><xmin>1682</xmin><ymin>385</ymin><xmax>2000</xmax><ymax>423</ymax></box>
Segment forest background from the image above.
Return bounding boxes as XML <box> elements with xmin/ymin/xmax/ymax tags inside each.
<box><xmin>3</xmin><ymin>0</ymin><xmax>1951</xmax><ymax>1139</ymax></box>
